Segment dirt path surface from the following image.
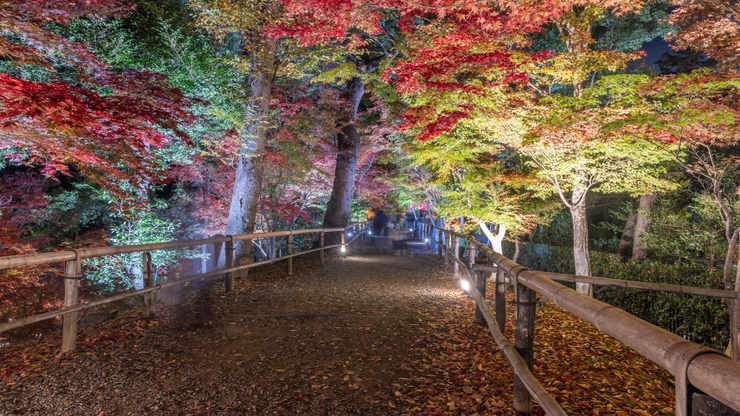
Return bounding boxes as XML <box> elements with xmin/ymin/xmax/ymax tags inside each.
<box><xmin>0</xmin><ymin>241</ymin><xmax>674</xmax><ymax>416</ymax></box>
<box><xmin>0</xmin><ymin>244</ymin><xmax>481</xmax><ymax>415</ymax></box>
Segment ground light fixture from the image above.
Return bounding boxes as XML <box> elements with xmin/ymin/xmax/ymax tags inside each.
<box><xmin>347</xmin><ymin>232</ymin><xmax>353</xmax><ymax>237</ymax></box>
<box><xmin>341</xmin><ymin>245</ymin><xmax>346</xmax><ymax>253</ymax></box>
<box><xmin>459</xmin><ymin>279</ymin><xmax>471</xmax><ymax>292</ymax></box>
<box><xmin>424</xmin><ymin>238</ymin><xmax>429</xmax><ymax>243</ymax></box>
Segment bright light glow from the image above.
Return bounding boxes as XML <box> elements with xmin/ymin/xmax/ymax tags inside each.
<box><xmin>409</xmin><ymin>228</ymin><xmax>413</xmax><ymax>232</ymax></box>
<box><xmin>424</xmin><ymin>238</ymin><xmax>429</xmax><ymax>243</ymax></box>
<box><xmin>459</xmin><ymin>279</ymin><xmax>471</xmax><ymax>291</ymax></box>
<box><xmin>341</xmin><ymin>245</ymin><xmax>346</xmax><ymax>253</ymax></box>
<box><xmin>348</xmin><ymin>232</ymin><xmax>353</xmax><ymax>237</ymax></box>
<box><xmin>368</xmin><ymin>231</ymin><xmax>372</xmax><ymax>235</ymax></box>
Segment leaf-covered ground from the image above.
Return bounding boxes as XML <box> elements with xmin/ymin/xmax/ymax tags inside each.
<box><xmin>0</xmin><ymin>242</ymin><xmax>674</xmax><ymax>415</ymax></box>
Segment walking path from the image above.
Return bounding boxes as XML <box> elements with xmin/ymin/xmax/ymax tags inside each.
<box><xmin>0</xmin><ymin>242</ymin><xmax>673</xmax><ymax>415</ymax></box>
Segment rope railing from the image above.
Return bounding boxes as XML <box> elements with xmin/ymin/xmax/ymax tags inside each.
<box><xmin>0</xmin><ymin>222</ymin><xmax>369</xmax><ymax>352</ymax></box>
<box><xmin>425</xmin><ymin>224</ymin><xmax>740</xmax><ymax>416</ymax></box>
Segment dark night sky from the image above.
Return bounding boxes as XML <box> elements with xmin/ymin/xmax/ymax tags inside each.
<box><xmin>642</xmin><ymin>37</ymin><xmax>673</xmax><ymax>66</ymax></box>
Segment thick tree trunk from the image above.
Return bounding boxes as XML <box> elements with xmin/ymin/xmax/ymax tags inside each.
<box><xmin>570</xmin><ymin>186</ymin><xmax>592</xmax><ymax>296</ymax></box>
<box><xmin>225</xmin><ymin>38</ymin><xmax>276</xmax><ymax>262</ymax></box>
<box><xmin>617</xmin><ymin>213</ymin><xmax>636</xmax><ymax>260</ymax></box>
<box><xmin>322</xmin><ymin>77</ymin><xmax>364</xmax><ymax>242</ymax></box>
<box><xmin>632</xmin><ymin>193</ymin><xmax>656</xmax><ymax>260</ymax></box>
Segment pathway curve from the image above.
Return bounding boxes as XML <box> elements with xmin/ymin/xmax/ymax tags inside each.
<box><xmin>0</xmin><ymin>241</ymin><xmax>676</xmax><ymax>415</ymax></box>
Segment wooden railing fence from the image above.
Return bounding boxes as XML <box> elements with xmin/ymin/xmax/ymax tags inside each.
<box><xmin>0</xmin><ymin>223</ymin><xmax>368</xmax><ymax>352</ymax></box>
<box><xmin>420</xmin><ymin>222</ymin><xmax>740</xmax><ymax>416</ymax></box>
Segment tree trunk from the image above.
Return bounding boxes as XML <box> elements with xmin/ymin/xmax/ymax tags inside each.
<box><xmin>476</xmin><ymin>219</ymin><xmax>506</xmax><ymax>254</ymax></box>
<box><xmin>632</xmin><ymin>193</ymin><xmax>656</xmax><ymax>260</ymax></box>
<box><xmin>725</xmin><ymin>229</ymin><xmax>740</xmax><ymax>361</ymax></box>
<box><xmin>617</xmin><ymin>213</ymin><xmax>636</xmax><ymax>260</ymax></box>
<box><xmin>733</xmin><ymin>254</ymin><xmax>740</xmax><ymax>361</ymax></box>
<box><xmin>225</xmin><ymin>38</ymin><xmax>277</xmax><ymax>262</ymax></box>
<box><xmin>570</xmin><ymin>186</ymin><xmax>592</xmax><ymax>296</ymax></box>
<box><xmin>322</xmin><ymin>77</ymin><xmax>364</xmax><ymax>242</ymax></box>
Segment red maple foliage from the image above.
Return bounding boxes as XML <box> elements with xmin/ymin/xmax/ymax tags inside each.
<box><xmin>0</xmin><ymin>0</ymin><xmax>194</xmax><ymax>198</ymax></box>
<box><xmin>668</xmin><ymin>0</ymin><xmax>740</xmax><ymax>70</ymax></box>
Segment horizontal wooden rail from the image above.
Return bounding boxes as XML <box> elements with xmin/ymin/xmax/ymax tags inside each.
<box><xmin>439</xmin><ymin>227</ymin><xmax>740</xmax><ymax>414</ymax></box>
<box><xmin>0</xmin><ymin>228</ymin><xmax>347</xmax><ymax>270</ymax></box>
<box><xmin>0</xmin><ymin>238</ymin><xmax>357</xmax><ymax>334</ymax></box>
<box><xmin>0</xmin><ymin>223</ymin><xmax>366</xmax><ymax>352</ymax></box>
<box><xmin>429</xmin><ymin>231</ymin><xmax>566</xmax><ymax>415</ymax></box>
<box><xmin>472</xmin><ymin>265</ymin><xmax>740</xmax><ymax>299</ymax></box>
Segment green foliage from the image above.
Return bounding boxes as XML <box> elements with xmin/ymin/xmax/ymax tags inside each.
<box><xmin>310</xmin><ymin>61</ymin><xmax>358</xmax><ymax>84</ymax></box>
<box><xmin>591</xmin><ymin>2</ymin><xmax>672</xmax><ymax>53</ymax></box>
<box><xmin>592</xmin><ymin>255</ymin><xmax>728</xmax><ymax>350</ymax></box>
<box><xmin>31</xmin><ymin>183</ymin><xmax>110</xmax><ymax>242</ymax></box>
<box><xmin>639</xmin><ymin>192</ymin><xmax>729</xmax><ymax>266</ymax></box>
<box><xmin>83</xmin><ymin>210</ymin><xmax>203</xmax><ymax>293</ymax></box>
<box><xmin>513</xmin><ymin>238</ymin><xmax>729</xmax><ymax>350</ymax></box>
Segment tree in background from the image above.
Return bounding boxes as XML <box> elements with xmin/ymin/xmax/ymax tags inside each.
<box><xmin>269</xmin><ymin>0</ymin><xmax>398</xmax><ymax>236</ymax></box>
<box><xmin>605</xmin><ymin>0</ymin><xmax>740</xmax><ymax>357</ymax></box>
<box><xmin>667</xmin><ymin>0</ymin><xmax>740</xmax><ymax>71</ymax></box>
<box><xmin>191</xmin><ymin>0</ymin><xmax>281</xmax><ymax>261</ymax></box>
<box><xmin>518</xmin><ymin>2</ymin><xmax>676</xmax><ymax>296</ymax></box>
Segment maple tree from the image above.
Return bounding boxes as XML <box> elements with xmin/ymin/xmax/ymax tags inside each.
<box><xmin>606</xmin><ymin>69</ymin><xmax>740</xmax><ymax>358</ymax></box>
<box><xmin>189</xmin><ymin>0</ymin><xmax>281</xmax><ymax>261</ymax></box>
<box><xmin>0</xmin><ymin>0</ymin><xmax>194</xmax><ymax>201</ymax></box>
<box><xmin>594</xmin><ymin>0</ymin><xmax>740</xmax><ymax>357</ymax></box>
<box><xmin>667</xmin><ymin>0</ymin><xmax>740</xmax><ymax>71</ymax></box>
<box><xmin>269</xmin><ymin>0</ymin><xmax>396</xmax><ymax>238</ymax></box>
<box><xmin>381</xmin><ymin>0</ymin><xmax>677</xmax><ymax>296</ymax></box>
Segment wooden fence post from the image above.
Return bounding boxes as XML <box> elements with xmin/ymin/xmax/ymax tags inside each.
<box><xmin>213</xmin><ymin>237</ymin><xmax>223</xmax><ymax>273</ymax></box>
<box><xmin>62</xmin><ymin>253</ymin><xmax>81</xmax><ymax>353</ymax></box>
<box><xmin>469</xmin><ymin>243</ymin><xmax>488</xmax><ymax>325</ymax></box>
<box><xmin>496</xmin><ymin>265</ymin><xmax>506</xmax><ymax>333</ymax></box>
<box><xmin>453</xmin><ymin>236</ymin><xmax>461</xmax><ymax>276</ymax></box>
<box><xmin>437</xmin><ymin>229</ymin><xmax>443</xmax><ymax>258</ymax></box>
<box><xmin>320</xmin><ymin>231</ymin><xmax>325</xmax><ymax>264</ymax></box>
<box><xmin>466</xmin><ymin>239</ymin><xmax>476</xmax><ymax>274</ymax></box>
<box><xmin>143</xmin><ymin>252</ymin><xmax>155</xmax><ymax>317</ymax></box>
<box><xmin>443</xmin><ymin>232</ymin><xmax>449</xmax><ymax>266</ymax></box>
<box><xmin>225</xmin><ymin>237</ymin><xmax>235</xmax><ymax>292</ymax></box>
<box><xmin>287</xmin><ymin>232</ymin><xmax>293</xmax><ymax>276</ymax></box>
<box><xmin>513</xmin><ymin>269</ymin><xmax>537</xmax><ymax>415</ymax></box>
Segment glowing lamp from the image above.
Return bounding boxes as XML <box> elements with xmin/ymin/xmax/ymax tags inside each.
<box><xmin>368</xmin><ymin>230</ymin><xmax>372</xmax><ymax>235</ymax></box>
<box><xmin>459</xmin><ymin>279</ymin><xmax>471</xmax><ymax>292</ymax></box>
<box><xmin>424</xmin><ymin>238</ymin><xmax>429</xmax><ymax>243</ymax></box>
<box><xmin>348</xmin><ymin>232</ymin><xmax>353</xmax><ymax>237</ymax></box>
<box><xmin>341</xmin><ymin>245</ymin><xmax>346</xmax><ymax>253</ymax></box>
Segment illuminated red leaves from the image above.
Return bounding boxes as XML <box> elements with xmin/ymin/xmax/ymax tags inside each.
<box><xmin>0</xmin><ymin>72</ymin><xmax>192</xmax><ymax>193</ymax></box>
<box><xmin>383</xmin><ymin>39</ymin><xmax>518</xmax><ymax>95</ymax></box>
<box><xmin>0</xmin><ymin>0</ymin><xmax>195</xmax><ymax>199</ymax></box>
<box><xmin>403</xmin><ymin>106</ymin><xmax>473</xmax><ymax>142</ymax></box>
<box><xmin>668</xmin><ymin>0</ymin><xmax>740</xmax><ymax>70</ymax></box>
<box><xmin>267</xmin><ymin>0</ymin><xmax>382</xmax><ymax>47</ymax></box>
